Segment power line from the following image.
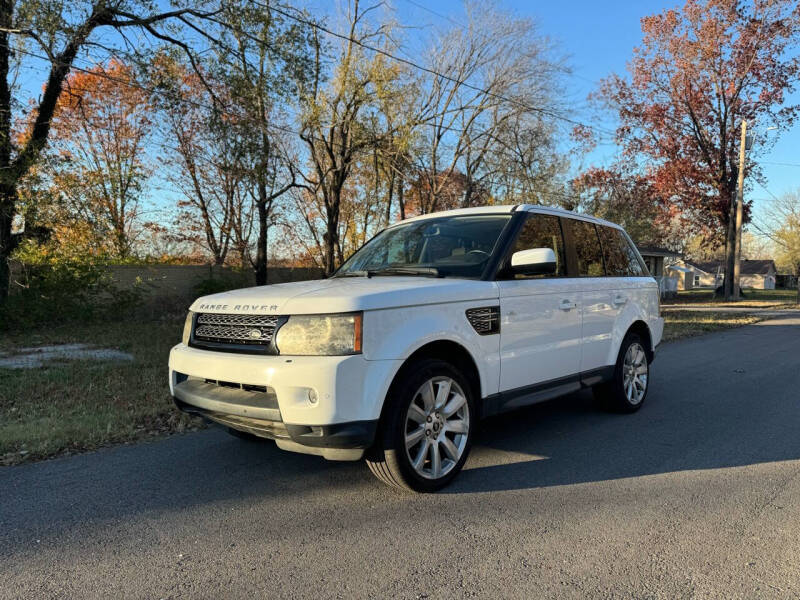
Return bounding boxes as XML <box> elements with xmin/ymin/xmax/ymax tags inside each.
<box><xmin>761</xmin><ymin>161</ymin><xmax>800</xmax><ymax>168</ymax></box>
<box><xmin>251</xmin><ymin>0</ymin><xmax>616</xmax><ymax>138</ymax></box>
<box><xmin>14</xmin><ymin>46</ymin><xmax>381</xmax><ymax>156</ymax></box>
<box><xmin>748</xmin><ymin>217</ymin><xmax>786</xmax><ymax>248</ymax></box>
<box><xmin>14</xmin><ymin>12</ymin><xmax>605</xmax><ymax>194</ymax></box>
<box><xmin>400</xmin><ymin>0</ymin><xmax>601</xmax><ymax>88</ymax></box>
<box><xmin>17</xmin><ymin>0</ymin><xmax>617</xmax><ymax>155</ymax></box>
<box><xmin>402</xmin><ymin>0</ymin><xmax>467</xmax><ymax>29</ymax></box>
<box><xmin>17</xmin><ymin>43</ymin><xmax>577</xmax><ymax>170</ymax></box>
<box><xmin>756</xmin><ymin>180</ymin><xmax>780</xmax><ymax>202</ymax></box>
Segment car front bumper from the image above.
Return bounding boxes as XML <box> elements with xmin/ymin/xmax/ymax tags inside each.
<box><xmin>168</xmin><ymin>344</ymin><xmax>400</xmax><ymax>459</ymax></box>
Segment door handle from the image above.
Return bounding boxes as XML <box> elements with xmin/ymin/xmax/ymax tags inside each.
<box><xmin>613</xmin><ymin>294</ymin><xmax>628</xmax><ymax>307</ymax></box>
<box><xmin>559</xmin><ymin>299</ymin><xmax>577</xmax><ymax>311</ymax></box>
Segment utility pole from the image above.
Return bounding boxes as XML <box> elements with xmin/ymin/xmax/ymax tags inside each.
<box><xmin>796</xmin><ymin>263</ymin><xmax>800</xmax><ymax>306</ymax></box>
<box><xmin>732</xmin><ymin>120</ymin><xmax>748</xmax><ymax>300</ymax></box>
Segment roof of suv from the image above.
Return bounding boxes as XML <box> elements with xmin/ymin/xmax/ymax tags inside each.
<box><xmin>396</xmin><ymin>204</ymin><xmax>623</xmax><ymax>230</ymax></box>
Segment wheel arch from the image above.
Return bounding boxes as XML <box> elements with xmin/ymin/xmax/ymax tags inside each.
<box><xmin>378</xmin><ymin>340</ymin><xmax>483</xmax><ymax>425</ymax></box>
<box><xmin>626</xmin><ymin>319</ymin><xmax>654</xmax><ymax>363</ymax></box>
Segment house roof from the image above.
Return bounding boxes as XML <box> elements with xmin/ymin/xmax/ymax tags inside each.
<box><xmin>636</xmin><ymin>245</ymin><xmax>680</xmax><ymax>258</ymax></box>
<box><xmin>667</xmin><ymin>264</ymin><xmax>694</xmax><ymax>273</ymax></box>
<box><xmin>690</xmin><ymin>259</ymin><xmax>776</xmax><ymax>276</ymax></box>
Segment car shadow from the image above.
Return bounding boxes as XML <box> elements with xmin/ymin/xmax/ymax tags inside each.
<box><xmin>446</xmin><ymin>319</ymin><xmax>800</xmax><ymax>494</ymax></box>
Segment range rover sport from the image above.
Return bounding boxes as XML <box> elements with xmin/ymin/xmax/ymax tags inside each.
<box><xmin>169</xmin><ymin>205</ymin><xmax>663</xmax><ymax>492</ymax></box>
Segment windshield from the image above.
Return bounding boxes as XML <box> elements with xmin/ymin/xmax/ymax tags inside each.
<box><xmin>335</xmin><ymin>214</ymin><xmax>512</xmax><ymax>279</ymax></box>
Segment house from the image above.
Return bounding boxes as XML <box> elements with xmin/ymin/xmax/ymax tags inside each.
<box><xmin>738</xmin><ymin>259</ymin><xmax>777</xmax><ymax>289</ymax></box>
<box><xmin>666</xmin><ymin>259</ymin><xmax>777</xmax><ymax>290</ymax></box>
<box><xmin>668</xmin><ymin>261</ymin><xmax>722</xmax><ymax>290</ymax></box>
<box><xmin>637</xmin><ymin>245</ymin><xmax>680</xmax><ymax>298</ymax></box>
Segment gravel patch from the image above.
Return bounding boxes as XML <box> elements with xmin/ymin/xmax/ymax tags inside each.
<box><xmin>0</xmin><ymin>343</ymin><xmax>134</xmax><ymax>369</ymax></box>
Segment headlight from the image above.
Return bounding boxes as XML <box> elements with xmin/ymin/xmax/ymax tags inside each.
<box><xmin>182</xmin><ymin>312</ymin><xmax>193</xmax><ymax>345</ymax></box>
<box><xmin>275</xmin><ymin>313</ymin><xmax>362</xmax><ymax>356</ymax></box>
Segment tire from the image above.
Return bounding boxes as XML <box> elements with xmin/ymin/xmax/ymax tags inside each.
<box><xmin>593</xmin><ymin>332</ymin><xmax>650</xmax><ymax>413</ymax></box>
<box><xmin>366</xmin><ymin>358</ymin><xmax>476</xmax><ymax>492</ymax></box>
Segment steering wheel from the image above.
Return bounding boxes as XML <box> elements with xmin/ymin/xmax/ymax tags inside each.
<box><xmin>467</xmin><ymin>249</ymin><xmax>489</xmax><ymax>257</ymax></box>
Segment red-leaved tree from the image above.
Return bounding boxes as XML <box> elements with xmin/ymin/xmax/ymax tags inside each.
<box><xmin>593</xmin><ymin>0</ymin><xmax>800</xmax><ymax>297</ymax></box>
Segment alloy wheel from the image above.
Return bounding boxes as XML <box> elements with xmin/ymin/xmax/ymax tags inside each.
<box><xmin>404</xmin><ymin>376</ymin><xmax>470</xmax><ymax>480</ymax></box>
<box><xmin>623</xmin><ymin>342</ymin><xmax>648</xmax><ymax>405</ymax></box>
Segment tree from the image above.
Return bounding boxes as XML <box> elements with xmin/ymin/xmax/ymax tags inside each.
<box><xmin>296</xmin><ymin>0</ymin><xmax>398</xmax><ymax>275</ymax></box>
<box><xmin>406</xmin><ymin>169</ymin><xmax>488</xmax><ymax>216</ymax></box>
<box><xmin>0</xmin><ymin>1</ymin><xmax>221</xmax><ymax>299</ymax></box>
<box><xmin>47</xmin><ymin>60</ymin><xmax>151</xmax><ymax>258</ymax></box>
<box><xmin>594</xmin><ymin>0</ymin><xmax>800</xmax><ymax>299</ymax></box>
<box><xmin>153</xmin><ymin>56</ymin><xmax>250</xmax><ymax>266</ymax></box>
<box><xmin>740</xmin><ymin>230</ymin><xmax>772</xmax><ymax>259</ymax></box>
<box><xmin>491</xmin><ymin>112</ymin><xmax>567</xmax><ymax>207</ymax></box>
<box><xmin>573</xmin><ymin>168</ymin><xmax>670</xmax><ymax>244</ymax></box>
<box><xmin>763</xmin><ymin>189</ymin><xmax>800</xmax><ymax>302</ymax></box>
<box><xmin>362</xmin><ymin>63</ymin><xmax>419</xmax><ymax>226</ymax></box>
<box><xmin>215</xmin><ymin>1</ymin><xmax>313</xmax><ymax>283</ymax></box>
<box><xmin>572</xmin><ymin>166</ymin><xmax>680</xmax><ymax>247</ymax></box>
<box><xmin>413</xmin><ymin>2</ymin><xmax>563</xmax><ymax>213</ymax></box>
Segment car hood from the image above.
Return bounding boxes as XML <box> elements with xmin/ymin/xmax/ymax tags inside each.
<box><xmin>189</xmin><ymin>276</ymin><xmax>498</xmax><ymax>315</ymax></box>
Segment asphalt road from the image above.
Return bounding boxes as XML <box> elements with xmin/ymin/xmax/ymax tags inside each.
<box><xmin>3</xmin><ymin>314</ymin><xmax>800</xmax><ymax>599</ymax></box>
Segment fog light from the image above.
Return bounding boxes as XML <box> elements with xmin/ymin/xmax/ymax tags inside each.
<box><xmin>307</xmin><ymin>388</ymin><xmax>319</xmax><ymax>405</ymax></box>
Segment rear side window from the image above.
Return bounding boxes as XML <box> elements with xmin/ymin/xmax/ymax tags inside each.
<box><xmin>620</xmin><ymin>233</ymin><xmax>645</xmax><ymax>276</ymax></box>
<box><xmin>566</xmin><ymin>219</ymin><xmax>605</xmax><ymax>277</ymax></box>
<box><xmin>598</xmin><ymin>226</ymin><xmax>645</xmax><ymax>276</ymax></box>
<box><xmin>597</xmin><ymin>226</ymin><xmax>629</xmax><ymax>276</ymax></box>
<box><xmin>510</xmin><ymin>214</ymin><xmax>566</xmax><ymax>278</ymax></box>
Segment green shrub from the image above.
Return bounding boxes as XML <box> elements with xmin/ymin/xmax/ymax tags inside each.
<box><xmin>1</xmin><ymin>258</ymin><xmax>143</xmax><ymax>331</ymax></box>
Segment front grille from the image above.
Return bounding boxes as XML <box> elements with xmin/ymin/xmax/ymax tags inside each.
<box><xmin>194</xmin><ymin>313</ymin><xmax>279</xmax><ymax>346</ymax></box>
<box><xmin>466</xmin><ymin>306</ymin><xmax>500</xmax><ymax>335</ymax></box>
<box><xmin>204</xmin><ymin>379</ymin><xmax>273</xmax><ymax>399</ymax></box>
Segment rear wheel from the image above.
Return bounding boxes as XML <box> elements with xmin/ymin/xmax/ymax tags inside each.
<box><xmin>593</xmin><ymin>332</ymin><xmax>650</xmax><ymax>413</ymax></box>
<box><xmin>367</xmin><ymin>359</ymin><xmax>475</xmax><ymax>492</ymax></box>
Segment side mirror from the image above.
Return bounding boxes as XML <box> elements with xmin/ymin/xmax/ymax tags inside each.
<box><xmin>510</xmin><ymin>247</ymin><xmax>557</xmax><ymax>276</ymax></box>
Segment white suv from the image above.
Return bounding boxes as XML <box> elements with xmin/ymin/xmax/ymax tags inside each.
<box><xmin>169</xmin><ymin>205</ymin><xmax>663</xmax><ymax>492</ymax></box>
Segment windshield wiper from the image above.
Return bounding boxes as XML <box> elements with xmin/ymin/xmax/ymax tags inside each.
<box><xmin>335</xmin><ymin>266</ymin><xmax>443</xmax><ymax>278</ymax></box>
<box><xmin>370</xmin><ymin>266</ymin><xmax>443</xmax><ymax>278</ymax></box>
<box><xmin>335</xmin><ymin>270</ymin><xmax>373</xmax><ymax>278</ymax></box>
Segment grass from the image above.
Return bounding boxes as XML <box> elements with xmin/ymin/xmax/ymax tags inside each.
<box><xmin>660</xmin><ymin>289</ymin><xmax>798</xmax><ymax>341</ymax></box>
<box><xmin>0</xmin><ymin>318</ymin><xmax>204</xmax><ymax>466</ymax></box>
<box><xmin>664</xmin><ymin>288</ymin><xmax>798</xmax><ymax>308</ymax></box>
<box><xmin>661</xmin><ymin>310</ymin><xmax>766</xmax><ymax>342</ymax></box>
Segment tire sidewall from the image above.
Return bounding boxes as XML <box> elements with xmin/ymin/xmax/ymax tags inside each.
<box><xmin>612</xmin><ymin>333</ymin><xmax>650</xmax><ymax>411</ymax></box>
<box><xmin>383</xmin><ymin>359</ymin><xmax>476</xmax><ymax>492</ymax></box>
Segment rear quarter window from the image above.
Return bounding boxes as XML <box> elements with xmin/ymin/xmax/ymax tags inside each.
<box><xmin>597</xmin><ymin>226</ymin><xmax>645</xmax><ymax>276</ymax></box>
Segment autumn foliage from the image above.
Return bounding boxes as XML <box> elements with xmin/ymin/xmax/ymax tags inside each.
<box><xmin>591</xmin><ymin>0</ymin><xmax>800</xmax><ymax>248</ymax></box>
<box><xmin>47</xmin><ymin>60</ymin><xmax>153</xmax><ymax>258</ymax></box>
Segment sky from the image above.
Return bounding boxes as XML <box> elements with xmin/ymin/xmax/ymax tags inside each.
<box><xmin>16</xmin><ymin>0</ymin><xmax>800</xmax><ymax>231</ymax></box>
<box><xmin>393</xmin><ymin>0</ymin><xmax>800</xmax><ymax>225</ymax></box>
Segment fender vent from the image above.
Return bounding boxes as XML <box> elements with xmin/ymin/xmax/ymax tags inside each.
<box><xmin>466</xmin><ymin>306</ymin><xmax>500</xmax><ymax>335</ymax></box>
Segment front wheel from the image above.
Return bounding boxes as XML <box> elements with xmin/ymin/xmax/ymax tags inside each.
<box><xmin>593</xmin><ymin>332</ymin><xmax>650</xmax><ymax>413</ymax></box>
<box><xmin>367</xmin><ymin>359</ymin><xmax>475</xmax><ymax>492</ymax></box>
